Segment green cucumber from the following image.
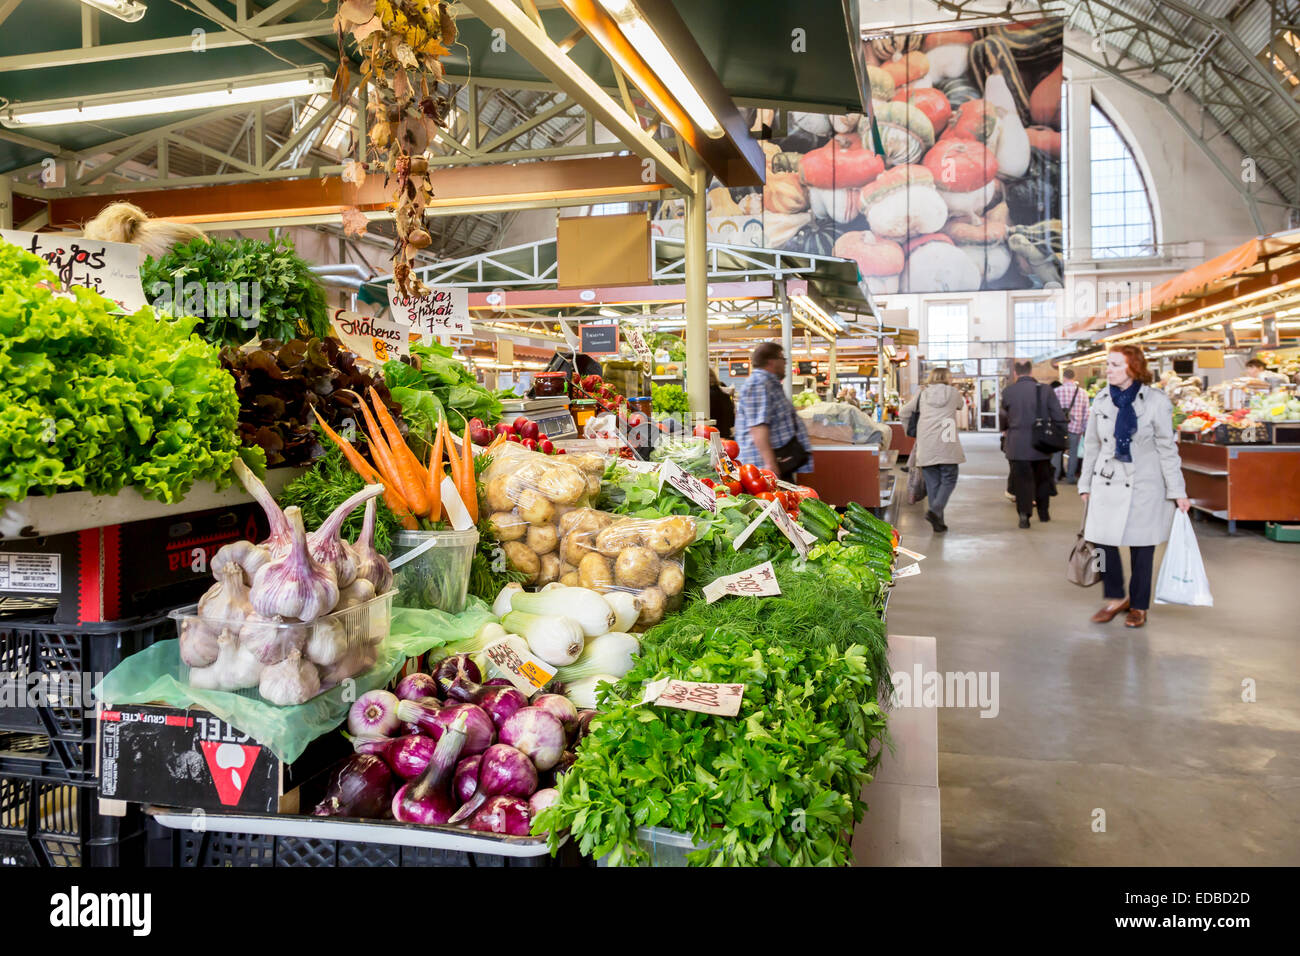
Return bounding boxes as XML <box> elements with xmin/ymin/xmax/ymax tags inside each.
<box><xmin>800</xmin><ymin>499</ymin><xmax>840</xmax><ymax>527</ymax></box>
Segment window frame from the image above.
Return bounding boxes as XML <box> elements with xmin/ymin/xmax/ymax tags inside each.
<box><xmin>1088</xmin><ymin>102</ymin><xmax>1157</xmax><ymax>259</ymax></box>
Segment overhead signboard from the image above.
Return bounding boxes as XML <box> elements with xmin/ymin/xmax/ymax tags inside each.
<box><xmin>729</xmin><ymin>359</ymin><xmax>751</xmax><ymax>377</ymax></box>
<box><xmin>390</xmin><ymin>285</ymin><xmax>470</xmax><ymax>338</ymax></box>
<box><xmin>580</xmin><ymin>322</ymin><xmax>620</xmax><ymax>356</ymax></box>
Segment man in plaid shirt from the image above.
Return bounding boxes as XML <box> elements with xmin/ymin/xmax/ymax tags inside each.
<box><xmin>1055</xmin><ymin>367</ymin><xmax>1090</xmax><ymax>484</ymax></box>
<box><xmin>735</xmin><ymin>342</ymin><xmax>813</xmax><ymax>481</ymax></box>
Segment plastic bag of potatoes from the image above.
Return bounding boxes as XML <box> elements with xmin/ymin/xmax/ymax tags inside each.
<box><xmin>555</xmin><ymin>509</ymin><xmax>697</xmax><ymax>628</ymax></box>
<box><xmin>483</xmin><ymin>443</ymin><xmax>607</xmax><ymax>587</ymax></box>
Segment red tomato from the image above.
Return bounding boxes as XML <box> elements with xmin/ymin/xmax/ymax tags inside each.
<box><xmin>796</xmin><ymin>485</ymin><xmax>819</xmax><ymax>500</ymax></box>
<box><xmin>738</xmin><ymin>464</ymin><xmax>766</xmax><ymax>496</ymax></box>
<box><xmin>757</xmin><ymin>491</ymin><xmax>777</xmax><ymax>502</ymax></box>
<box><xmin>722</xmin><ymin>439</ymin><xmax>739</xmax><ymax>460</ymax></box>
<box><xmin>701</xmin><ymin>477</ymin><xmax>715</xmax><ymax>488</ymax></box>
<box><xmin>758</xmin><ymin>468</ymin><xmax>778</xmax><ymax>492</ymax></box>
<box><xmin>778</xmin><ymin>490</ymin><xmax>799</xmax><ymax>511</ymax></box>
<box><xmin>713</xmin><ymin>487</ymin><xmax>730</xmax><ymax>499</ymax></box>
<box><xmin>724</xmin><ymin>479</ymin><xmax>742</xmax><ymax>496</ymax></box>
<box><xmin>693</xmin><ymin>424</ymin><xmax>719</xmax><ymax>438</ymax></box>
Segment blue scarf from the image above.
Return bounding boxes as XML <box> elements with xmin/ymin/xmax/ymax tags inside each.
<box><xmin>1110</xmin><ymin>381</ymin><xmax>1141</xmax><ymax>462</ymax></box>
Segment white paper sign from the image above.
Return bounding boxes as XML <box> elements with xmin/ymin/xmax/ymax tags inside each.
<box><xmin>390</xmin><ymin>284</ymin><xmax>470</xmax><ymax>337</ymax></box>
<box><xmin>894</xmin><ymin>562</ymin><xmax>921</xmax><ymax>578</ymax></box>
<box><xmin>0</xmin><ymin>553</ymin><xmax>61</xmax><ymax>593</ymax></box>
<box><xmin>702</xmin><ymin>560</ymin><xmax>781</xmax><ymax>603</ymax></box>
<box><xmin>482</xmin><ymin>638</ymin><xmax>555</xmax><ymax>696</ymax></box>
<box><xmin>644</xmin><ymin>679</ymin><xmax>746</xmax><ymax>717</ymax></box>
<box><xmin>618</xmin><ymin>458</ymin><xmax>661</xmax><ymax>476</ymax></box>
<box><xmin>626</xmin><ymin>325</ymin><xmax>653</xmax><ymax>372</ymax></box>
<box><xmin>896</xmin><ymin>546</ymin><xmax>925</xmax><ymax>562</ymax></box>
<box><xmin>1</xmin><ymin>230</ymin><xmax>146</xmax><ymax>311</ymax></box>
<box><xmin>766</xmin><ymin>498</ymin><xmax>811</xmax><ymax>557</ymax></box>
<box><xmin>658</xmin><ymin>459</ymin><xmax>718</xmax><ymax>513</ymax></box>
<box><xmin>709</xmin><ymin>432</ymin><xmax>739</xmax><ymax>481</ymax></box>
<box><xmin>330</xmin><ymin>309</ymin><xmax>410</xmax><ymax>363</ymax></box>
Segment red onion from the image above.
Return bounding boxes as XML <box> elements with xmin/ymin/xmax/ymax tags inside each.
<box><xmin>395</xmin><ymin>672</ymin><xmax>439</xmax><ymax>702</ymax></box>
<box><xmin>313</xmin><ymin>753</ymin><xmax>393</xmax><ymax>818</ymax></box>
<box><xmin>453</xmin><ymin>755</ymin><xmax>482</xmax><ymax>804</ymax></box>
<box><xmin>468</xmin><ymin>795</ymin><xmax>532</xmax><ymax>835</ymax></box>
<box><xmin>392</xmin><ymin>711</ymin><xmax>468</xmax><ymax>825</ymax></box>
<box><xmin>533</xmin><ymin>693</ymin><xmax>579</xmax><ymax>734</ymax></box>
<box><xmin>355</xmin><ymin>734</ymin><xmax>436</xmax><ymax>780</ymax></box>
<box><xmin>432</xmin><ymin>654</ymin><xmax>481</xmax><ymax>696</ymax></box>
<box><xmin>348</xmin><ymin>689</ymin><xmax>400</xmax><ymax>738</ymax></box>
<box><xmin>480</xmin><ymin>686</ymin><xmax>526</xmax><ymax>731</ymax></box>
<box><xmin>484</xmin><ymin>677</ymin><xmax>515</xmax><ymax>687</ymax></box>
<box><xmin>433</xmin><ymin>703</ymin><xmax>495</xmax><ymax>755</ymax></box>
<box><xmin>477</xmin><ymin>744</ymin><xmax>538</xmax><ymax>799</ymax></box>
<box><xmin>574</xmin><ymin>709</ymin><xmax>597</xmax><ymax>744</ymax></box>
<box><xmin>499</xmin><ymin>707</ymin><xmax>565</xmax><ymax>771</ymax></box>
<box><xmin>529</xmin><ymin>788</ymin><xmax>560</xmax><ymax>818</ymax></box>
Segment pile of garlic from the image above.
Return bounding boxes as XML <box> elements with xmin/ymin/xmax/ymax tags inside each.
<box><xmin>179</xmin><ymin>460</ymin><xmax>395</xmax><ymax>706</ymax></box>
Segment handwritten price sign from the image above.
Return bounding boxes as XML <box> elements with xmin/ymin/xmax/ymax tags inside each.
<box><xmin>2</xmin><ymin>230</ymin><xmax>146</xmax><ymax>311</ymax></box>
<box><xmin>390</xmin><ymin>284</ymin><xmax>470</xmax><ymax>338</ymax></box>
<box><xmin>766</xmin><ymin>498</ymin><xmax>811</xmax><ymax>557</ymax></box>
<box><xmin>330</xmin><ymin>309</ymin><xmax>410</xmax><ymax>363</ymax></box>
<box><xmin>702</xmin><ymin>560</ymin><xmax>781</xmax><ymax>603</ymax></box>
<box><xmin>658</xmin><ymin>460</ymin><xmax>718</xmax><ymax>513</ymax></box>
<box><xmin>641</xmin><ymin>679</ymin><xmax>745</xmax><ymax>717</ymax></box>
<box><xmin>625</xmin><ymin>325</ymin><xmax>653</xmax><ymax>372</ymax></box>
<box><xmin>482</xmin><ymin>639</ymin><xmax>555</xmax><ymax>697</ymax></box>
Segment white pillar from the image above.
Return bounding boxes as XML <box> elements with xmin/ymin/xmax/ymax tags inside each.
<box><xmin>0</xmin><ymin>177</ymin><xmax>12</xmax><ymax>230</ymax></box>
<box><xmin>1068</xmin><ymin>80</ymin><xmax>1092</xmax><ymax>259</ymax></box>
<box><xmin>684</xmin><ymin>155</ymin><xmax>709</xmax><ymax>420</ymax></box>
<box><xmin>777</xmin><ymin>280</ymin><xmax>793</xmax><ymax>398</ymax></box>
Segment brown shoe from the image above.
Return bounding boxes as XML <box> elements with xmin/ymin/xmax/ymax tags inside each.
<box><xmin>1124</xmin><ymin>609</ymin><xmax>1147</xmax><ymax>628</ymax></box>
<box><xmin>1091</xmin><ymin>598</ymin><xmax>1130</xmax><ymax>623</ymax></box>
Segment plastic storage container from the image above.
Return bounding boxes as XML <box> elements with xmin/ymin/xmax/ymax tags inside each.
<box><xmin>1</xmin><ymin>775</ymin><xmax>146</xmax><ymax>867</ymax></box>
<box><xmin>596</xmin><ymin>826</ymin><xmax>711</xmax><ymax>867</ymax></box>
<box><xmin>170</xmin><ymin>590</ymin><xmax>395</xmax><ymax>705</ymax></box>
<box><xmin>533</xmin><ymin>371</ymin><xmax>568</xmax><ymax>397</ymax></box>
<box><xmin>0</xmin><ymin>613</ymin><xmax>168</xmax><ymax>784</ymax></box>
<box><xmin>390</xmin><ymin>529</ymin><xmax>479</xmax><ymax>614</ymax></box>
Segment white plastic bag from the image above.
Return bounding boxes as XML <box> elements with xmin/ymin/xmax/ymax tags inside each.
<box><xmin>1154</xmin><ymin>511</ymin><xmax>1213</xmax><ymax>606</ymax></box>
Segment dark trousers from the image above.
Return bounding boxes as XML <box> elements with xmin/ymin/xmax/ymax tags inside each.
<box><xmin>921</xmin><ymin>464</ymin><xmax>959</xmax><ymax>520</ymax></box>
<box><xmin>1009</xmin><ymin>459</ymin><xmax>1054</xmax><ymax>518</ymax></box>
<box><xmin>1099</xmin><ymin>544</ymin><xmax>1156</xmax><ymax>611</ymax></box>
<box><xmin>1064</xmin><ymin>431</ymin><xmax>1085</xmax><ymax>482</ymax></box>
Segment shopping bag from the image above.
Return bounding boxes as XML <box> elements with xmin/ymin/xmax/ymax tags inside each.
<box><xmin>1067</xmin><ymin>502</ymin><xmax>1101</xmax><ymax>587</ymax></box>
<box><xmin>1154</xmin><ymin>511</ymin><xmax>1213</xmax><ymax>606</ymax></box>
<box><xmin>906</xmin><ymin>463</ymin><xmax>927</xmax><ymax>505</ymax></box>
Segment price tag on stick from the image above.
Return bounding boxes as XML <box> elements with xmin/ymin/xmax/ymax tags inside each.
<box><xmin>482</xmin><ymin>639</ymin><xmax>555</xmax><ymax>697</ymax></box>
<box><xmin>702</xmin><ymin>561</ymin><xmax>781</xmax><ymax>603</ymax></box>
<box><xmin>658</xmin><ymin>460</ymin><xmax>718</xmax><ymax>513</ymax></box>
<box><xmin>645</xmin><ymin>680</ymin><xmax>746</xmax><ymax>717</ymax></box>
<box><xmin>894</xmin><ymin>562</ymin><xmax>921</xmax><ymax>579</ymax></box>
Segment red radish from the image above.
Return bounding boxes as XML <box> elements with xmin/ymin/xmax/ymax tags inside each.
<box><xmin>495</xmin><ymin>423</ymin><xmax>513</xmax><ymax>437</ymax></box>
<box><xmin>471</xmin><ymin>426</ymin><xmax>494</xmax><ymax>446</ymax></box>
<box><xmin>513</xmin><ymin>416</ymin><xmax>530</xmax><ymax>433</ymax></box>
<box><xmin>508</xmin><ymin>434</ymin><xmax>521</xmax><ymax>443</ymax></box>
<box><xmin>520</xmin><ymin>438</ymin><xmax>537</xmax><ymax>451</ymax></box>
<box><xmin>519</xmin><ymin>420</ymin><xmax>540</xmax><ymax>441</ymax></box>
<box><xmin>538</xmin><ymin>438</ymin><xmax>554</xmax><ymax>455</ymax></box>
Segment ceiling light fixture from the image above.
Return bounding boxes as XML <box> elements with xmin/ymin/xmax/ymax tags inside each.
<box><xmin>1</xmin><ymin>67</ymin><xmax>330</xmax><ymax>128</ymax></box>
<box><xmin>595</xmin><ymin>0</ymin><xmax>725</xmax><ymax>138</ymax></box>
<box><xmin>79</xmin><ymin>0</ymin><xmax>147</xmax><ymax>22</ymax></box>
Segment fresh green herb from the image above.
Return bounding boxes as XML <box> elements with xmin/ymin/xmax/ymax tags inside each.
<box><xmin>141</xmin><ymin>234</ymin><xmax>329</xmax><ymax>347</ymax></box>
<box><xmin>383</xmin><ymin>343</ymin><xmax>506</xmax><ymax>436</ymax></box>
<box><xmin>0</xmin><ymin>242</ymin><xmax>251</xmax><ymax>505</ymax></box>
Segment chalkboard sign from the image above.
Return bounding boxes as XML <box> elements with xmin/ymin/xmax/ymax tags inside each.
<box><xmin>729</xmin><ymin>360</ymin><xmax>750</xmax><ymax>377</ymax></box>
<box><xmin>797</xmin><ymin>361</ymin><xmax>814</xmax><ymax>375</ymax></box>
<box><xmin>580</xmin><ymin>322</ymin><xmax>620</xmax><ymax>355</ymax></box>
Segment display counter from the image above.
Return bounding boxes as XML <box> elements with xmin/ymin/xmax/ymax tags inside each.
<box><xmin>801</xmin><ymin>443</ymin><xmax>896</xmax><ymax>510</ymax></box>
<box><xmin>1178</xmin><ymin>438</ymin><xmax>1300</xmax><ymax>533</ymax></box>
<box><xmin>887</xmin><ymin>422</ymin><xmax>915</xmax><ymax>458</ymax></box>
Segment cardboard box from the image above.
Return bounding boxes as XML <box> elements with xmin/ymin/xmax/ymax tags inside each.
<box><xmin>97</xmin><ymin>704</ymin><xmax>349</xmax><ymax>815</ymax></box>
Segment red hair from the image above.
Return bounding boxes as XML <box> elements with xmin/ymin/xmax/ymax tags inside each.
<box><xmin>1110</xmin><ymin>345</ymin><xmax>1152</xmax><ymax>385</ymax></box>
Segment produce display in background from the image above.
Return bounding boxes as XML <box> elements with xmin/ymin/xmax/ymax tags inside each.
<box><xmin>653</xmin><ymin>20</ymin><xmax>1064</xmax><ymax>293</ymax></box>
<box><xmin>572</xmin><ymin>373</ymin><xmax>628</xmax><ymax>415</ymax></box>
<box><xmin>532</xmin><ymin>547</ymin><xmax>891</xmax><ymax>866</ymax></box>
<box><xmin>793</xmin><ymin>390</ymin><xmax>820</xmax><ymax>409</ymax></box>
<box><xmin>220</xmin><ymin>336</ymin><xmax>401</xmax><ymax>468</ymax></box>
<box><xmin>474</xmin><ymin>415</ymin><xmax>561</xmax><ymax>455</ymax></box>
<box><xmin>177</xmin><ymin>461</ymin><xmax>395</xmax><ymax>706</ymax></box>
<box><xmin>140</xmin><ymin>234</ymin><xmax>330</xmax><ymax>347</ymax></box>
<box><xmin>0</xmin><ymin>242</ymin><xmax>250</xmax><ymax>505</ymax></box>
<box><xmin>652</xmin><ymin>383</ymin><xmax>691</xmax><ymax>419</ymax></box>
<box><xmin>383</xmin><ymin>343</ymin><xmax>507</xmax><ymax>434</ymax></box>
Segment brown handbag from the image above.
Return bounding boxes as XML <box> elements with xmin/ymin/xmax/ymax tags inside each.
<box><xmin>1067</xmin><ymin>501</ymin><xmax>1101</xmax><ymax>587</ymax></box>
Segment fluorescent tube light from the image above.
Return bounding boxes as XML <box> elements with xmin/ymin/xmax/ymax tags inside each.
<box><xmin>596</xmin><ymin>0</ymin><xmax>725</xmax><ymax>138</ymax></box>
<box><xmin>1</xmin><ymin>68</ymin><xmax>330</xmax><ymax>128</ymax></box>
<box><xmin>80</xmin><ymin>0</ymin><xmax>147</xmax><ymax>22</ymax></box>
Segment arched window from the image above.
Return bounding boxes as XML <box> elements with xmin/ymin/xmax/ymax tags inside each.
<box><xmin>1090</xmin><ymin>104</ymin><xmax>1156</xmax><ymax>257</ymax></box>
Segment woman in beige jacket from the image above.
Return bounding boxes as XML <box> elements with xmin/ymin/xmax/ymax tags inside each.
<box><xmin>899</xmin><ymin>367</ymin><xmax>967</xmax><ymax>532</ymax></box>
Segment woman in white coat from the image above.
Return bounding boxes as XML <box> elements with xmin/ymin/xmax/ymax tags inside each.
<box><xmin>899</xmin><ymin>367</ymin><xmax>966</xmax><ymax>533</ymax></box>
<box><xmin>1079</xmin><ymin>346</ymin><xmax>1190</xmax><ymax>628</ymax></box>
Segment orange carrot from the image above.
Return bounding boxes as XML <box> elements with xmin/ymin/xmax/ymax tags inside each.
<box><xmin>351</xmin><ymin>392</ymin><xmax>425</xmax><ymax>516</ymax></box>
<box><xmin>427</xmin><ymin>423</ymin><xmax>444</xmax><ymax>524</ymax></box>
<box><xmin>367</xmin><ymin>388</ymin><xmax>431</xmax><ymax>517</ymax></box>
<box><xmin>442</xmin><ymin>420</ymin><xmax>462</xmax><ymax>503</ymax></box>
<box><xmin>462</xmin><ymin>423</ymin><xmax>479</xmax><ymax>523</ymax></box>
<box><xmin>312</xmin><ymin>407</ymin><xmax>417</xmax><ymax>523</ymax></box>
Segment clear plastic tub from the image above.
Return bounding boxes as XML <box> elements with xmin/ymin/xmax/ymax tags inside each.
<box><xmin>390</xmin><ymin>528</ymin><xmax>479</xmax><ymax>614</ymax></box>
<box><xmin>169</xmin><ymin>590</ymin><xmax>395</xmax><ymax>705</ymax></box>
<box><xmin>596</xmin><ymin>826</ymin><xmax>712</xmax><ymax>867</ymax></box>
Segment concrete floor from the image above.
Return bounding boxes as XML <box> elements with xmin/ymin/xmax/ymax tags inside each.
<box><xmin>885</xmin><ymin>433</ymin><xmax>1300</xmax><ymax>866</ymax></box>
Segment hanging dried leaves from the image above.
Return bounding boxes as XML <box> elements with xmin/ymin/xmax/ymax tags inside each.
<box><xmin>331</xmin><ymin>0</ymin><xmax>456</xmax><ymax>295</ymax></box>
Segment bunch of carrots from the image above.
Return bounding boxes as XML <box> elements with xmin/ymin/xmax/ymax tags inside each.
<box><xmin>312</xmin><ymin>387</ymin><xmax>509</xmax><ymax>530</ymax></box>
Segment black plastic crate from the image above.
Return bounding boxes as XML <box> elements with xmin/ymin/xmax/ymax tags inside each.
<box><xmin>151</xmin><ymin>821</ymin><xmax>562</xmax><ymax>868</ymax></box>
<box><xmin>0</xmin><ymin>614</ymin><xmax>169</xmax><ymax>783</ymax></box>
<box><xmin>0</xmin><ymin>775</ymin><xmax>145</xmax><ymax>867</ymax></box>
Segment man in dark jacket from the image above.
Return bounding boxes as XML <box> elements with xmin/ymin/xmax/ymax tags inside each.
<box><xmin>1001</xmin><ymin>360</ymin><xmax>1067</xmax><ymax>528</ymax></box>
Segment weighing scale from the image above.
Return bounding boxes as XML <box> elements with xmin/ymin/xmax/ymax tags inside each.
<box><xmin>500</xmin><ymin>396</ymin><xmax>578</xmax><ymax>440</ymax></box>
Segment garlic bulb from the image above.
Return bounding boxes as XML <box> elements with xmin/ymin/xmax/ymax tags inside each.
<box><xmin>318</xmin><ymin>642</ymin><xmax>377</xmax><ymax>687</ymax></box>
<box><xmin>180</xmin><ymin>619</ymin><xmax>221</xmax><ymax>668</ymax></box>
<box><xmin>351</xmin><ymin>497</ymin><xmax>394</xmax><ymax>594</ymax></box>
<box><xmin>188</xmin><ymin>632</ymin><xmax>264</xmax><ymax>691</ymax></box>
<box><xmin>308</xmin><ymin>483</ymin><xmax>384</xmax><ymax>590</ymax></box>
<box><xmin>250</xmin><ymin>506</ymin><xmax>339</xmax><ymax>621</ymax></box>
<box><xmin>239</xmin><ymin>613</ymin><xmax>307</xmax><ymax>665</ymax></box>
<box><xmin>211</xmin><ymin>540</ymin><xmax>270</xmax><ymax>585</ymax></box>
<box><xmin>258</xmin><ymin>650</ymin><xmax>321</xmax><ymax>706</ymax></box>
<box><xmin>305</xmin><ymin>617</ymin><xmax>350</xmax><ymax>667</ymax></box>
<box><xmin>233</xmin><ymin>457</ymin><xmax>293</xmax><ymax>559</ymax></box>
<box><xmin>336</xmin><ymin>576</ymin><xmax>377</xmax><ymax>611</ymax></box>
<box><xmin>197</xmin><ymin>566</ymin><xmax>253</xmax><ymax>627</ymax></box>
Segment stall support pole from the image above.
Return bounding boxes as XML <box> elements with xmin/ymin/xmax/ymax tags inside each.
<box><xmin>828</xmin><ymin>340</ymin><xmax>837</xmax><ymax>389</ymax></box>
<box><xmin>0</xmin><ymin>177</ymin><xmax>12</xmax><ymax>229</ymax></box>
<box><xmin>684</xmin><ymin>153</ymin><xmax>710</xmax><ymax>420</ymax></box>
<box><xmin>777</xmin><ymin>280</ymin><xmax>794</xmax><ymax>398</ymax></box>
